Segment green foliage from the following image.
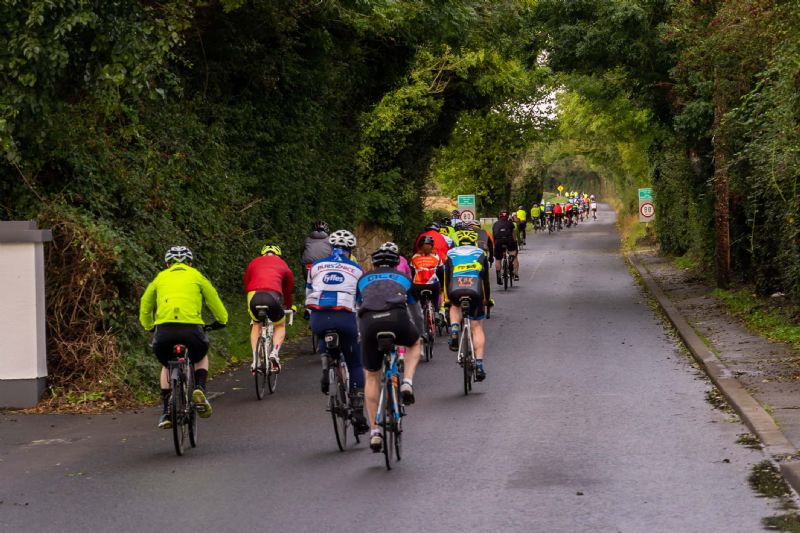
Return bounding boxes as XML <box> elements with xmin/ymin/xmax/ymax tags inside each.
<box><xmin>713</xmin><ymin>289</ymin><xmax>800</xmax><ymax>351</ymax></box>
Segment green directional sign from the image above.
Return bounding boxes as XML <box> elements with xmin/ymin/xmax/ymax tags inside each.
<box><xmin>639</xmin><ymin>188</ymin><xmax>653</xmax><ymax>200</ymax></box>
<box><xmin>457</xmin><ymin>195</ymin><xmax>475</xmax><ymax>207</ymax></box>
<box><xmin>638</xmin><ymin>187</ymin><xmax>655</xmax><ymax>222</ymax></box>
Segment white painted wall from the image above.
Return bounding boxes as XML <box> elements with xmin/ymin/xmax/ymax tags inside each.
<box><xmin>0</xmin><ymin>243</ymin><xmax>47</xmax><ymax>379</ymax></box>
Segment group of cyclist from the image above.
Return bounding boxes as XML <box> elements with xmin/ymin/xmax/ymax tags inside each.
<box><xmin>138</xmin><ymin>194</ymin><xmax>597</xmax><ymax>455</ymax></box>
<box><xmin>525</xmin><ymin>192</ymin><xmax>598</xmax><ymax>233</ymax></box>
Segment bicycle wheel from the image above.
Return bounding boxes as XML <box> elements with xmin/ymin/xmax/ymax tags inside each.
<box><xmin>460</xmin><ymin>324</ymin><xmax>472</xmax><ymax>396</ymax></box>
<box><xmin>393</xmin><ymin>401</ymin><xmax>403</xmax><ymax>462</ymax></box>
<box><xmin>381</xmin><ymin>382</ymin><xmax>393</xmax><ymax>470</ymax></box>
<box><xmin>254</xmin><ymin>336</ymin><xmax>267</xmax><ymax>400</ymax></box>
<box><xmin>188</xmin><ymin>368</ymin><xmax>198</xmax><ymax>448</ymax></box>
<box><xmin>503</xmin><ymin>259</ymin><xmax>509</xmax><ymax>291</ymax></box>
<box><xmin>171</xmin><ymin>375</ymin><xmax>186</xmax><ymax>456</ymax></box>
<box><xmin>423</xmin><ymin>303</ymin><xmax>433</xmax><ymax>362</ymax></box>
<box><xmin>265</xmin><ymin>334</ymin><xmax>278</xmax><ymax>394</ymax></box>
<box><xmin>330</xmin><ymin>372</ymin><xmax>348</xmax><ymax>452</ymax></box>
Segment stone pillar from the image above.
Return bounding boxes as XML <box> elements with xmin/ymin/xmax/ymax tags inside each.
<box><xmin>0</xmin><ymin>221</ymin><xmax>52</xmax><ymax>407</ymax></box>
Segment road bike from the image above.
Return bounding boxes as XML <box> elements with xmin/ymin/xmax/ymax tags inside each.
<box><xmin>253</xmin><ymin>308</ymin><xmax>294</xmax><ymax>400</ymax></box>
<box><xmin>168</xmin><ymin>323</ymin><xmax>224</xmax><ymax>456</ymax></box>
<box><xmin>500</xmin><ymin>246</ymin><xmax>514</xmax><ymax>290</ymax></box>
<box><xmin>374</xmin><ymin>332</ymin><xmax>405</xmax><ymax>470</ymax></box>
<box><xmin>455</xmin><ymin>298</ymin><xmax>491</xmax><ymax>395</ymax></box>
<box><xmin>419</xmin><ymin>288</ymin><xmax>437</xmax><ymax>362</ymax></box>
<box><xmin>322</xmin><ymin>329</ymin><xmax>362</xmax><ymax>451</ymax></box>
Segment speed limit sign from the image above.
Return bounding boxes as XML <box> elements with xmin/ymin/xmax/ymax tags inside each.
<box><xmin>639</xmin><ymin>201</ymin><xmax>655</xmax><ymax>220</ymax></box>
<box><xmin>460</xmin><ymin>209</ymin><xmax>475</xmax><ymax>222</ymax></box>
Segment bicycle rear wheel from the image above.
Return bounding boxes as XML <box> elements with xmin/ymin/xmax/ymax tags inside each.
<box><xmin>381</xmin><ymin>383</ymin><xmax>394</xmax><ymax>470</ymax></box>
<box><xmin>171</xmin><ymin>376</ymin><xmax>187</xmax><ymax>456</ymax></box>
<box><xmin>267</xmin><ymin>364</ymin><xmax>278</xmax><ymax>394</ymax></box>
<box><xmin>330</xmin><ymin>372</ymin><xmax>349</xmax><ymax>452</ymax></box>
<box><xmin>460</xmin><ymin>325</ymin><xmax>472</xmax><ymax>396</ymax></box>
<box><xmin>503</xmin><ymin>260</ymin><xmax>509</xmax><ymax>291</ymax></box>
<box><xmin>187</xmin><ymin>368</ymin><xmax>198</xmax><ymax>448</ymax></box>
<box><xmin>255</xmin><ymin>336</ymin><xmax>267</xmax><ymax>400</ymax></box>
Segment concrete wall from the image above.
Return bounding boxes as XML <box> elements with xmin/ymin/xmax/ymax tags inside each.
<box><xmin>0</xmin><ymin>221</ymin><xmax>51</xmax><ymax>407</ymax></box>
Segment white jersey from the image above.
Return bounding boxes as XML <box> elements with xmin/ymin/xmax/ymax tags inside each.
<box><xmin>305</xmin><ymin>250</ymin><xmax>363</xmax><ymax>312</ymax></box>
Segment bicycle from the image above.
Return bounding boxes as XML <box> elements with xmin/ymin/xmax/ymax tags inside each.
<box><xmin>322</xmin><ymin>329</ymin><xmax>362</xmax><ymax>451</ymax></box>
<box><xmin>168</xmin><ymin>322</ymin><xmax>223</xmax><ymax>456</ymax></box>
<box><xmin>500</xmin><ymin>246</ymin><xmax>514</xmax><ymax>290</ymax></box>
<box><xmin>455</xmin><ymin>298</ymin><xmax>491</xmax><ymax>395</ymax></box>
<box><xmin>252</xmin><ymin>308</ymin><xmax>294</xmax><ymax>400</ymax></box>
<box><xmin>419</xmin><ymin>289</ymin><xmax>436</xmax><ymax>362</ymax></box>
<box><xmin>374</xmin><ymin>332</ymin><xmax>405</xmax><ymax>470</ymax></box>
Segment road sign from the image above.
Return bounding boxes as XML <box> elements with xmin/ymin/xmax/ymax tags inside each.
<box><xmin>457</xmin><ymin>194</ymin><xmax>475</xmax><ymax>217</ymax></box>
<box><xmin>460</xmin><ymin>209</ymin><xmax>475</xmax><ymax>222</ymax></box>
<box><xmin>557</xmin><ymin>185</ymin><xmax>564</xmax><ymax>193</ymax></box>
<box><xmin>638</xmin><ymin>188</ymin><xmax>655</xmax><ymax>223</ymax></box>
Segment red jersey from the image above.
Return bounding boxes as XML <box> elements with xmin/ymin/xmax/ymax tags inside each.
<box><xmin>553</xmin><ymin>204</ymin><xmax>562</xmax><ymax>215</ymax></box>
<box><xmin>243</xmin><ymin>255</ymin><xmax>294</xmax><ymax>307</ymax></box>
<box><xmin>414</xmin><ymin>230</ymin><xmax>449</xmax><ymax>263</ymax></box>
<box><xmin>410</xmin><ymin>253</ymin><xmax>443</xmax><ymax>285</ymax></box>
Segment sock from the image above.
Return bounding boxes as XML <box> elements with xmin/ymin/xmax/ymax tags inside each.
<box><xmin>272</xmin><ymin>344</ymin><xmax>281</xmax><ymax>356</ymax></box>
<box><xmin>195</xmin><ymin>369</ymin><xmax>208</xmax><ymax>391</ymax></box>
<box><xmin>476</xmin><ymin>359</ymin><xmax>484</xmax><ymax>368</ymax></box>
<box><xmin>371</xmin><ymin>428</ymin><xmax>381</xmax><ymax>436</ymax></box>
<box><xmin>450</xmin><ymin>323</ymin><xmax>459</xmax><ymax>333</ymax></box>
<box><xmin>160</xmin><ymin>388</ymin><xmax>171</xmax><ymax>413</ymax></box>
<box><xmin>402</xmin><ymin>378</ymin><xmax>413</xmax><ymax>386</ymax></box>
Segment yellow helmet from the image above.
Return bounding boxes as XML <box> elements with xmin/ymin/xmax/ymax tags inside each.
<box><xmin>455</xmin><ymin>230</ymin><xmax>478</xmax><ymax>246</ymax></box>
<box><xmin>260</xmin><ymin>244</ymin><xmax>282</xmax><ymax>256</ymax></box>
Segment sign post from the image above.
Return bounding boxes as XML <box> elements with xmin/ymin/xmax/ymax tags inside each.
<box><xmin>638</xmin><ymin>188</ymin><xmax>655</xmax><ymax>223</ymax></box>
<box><xmin>457</xmin><ymin>194</ymin><xmax>476</xmax><ymax>222</ymax></box>
<box><xmin>557</xmin><ymin>185</ymin><xmax>564</xmax><ymax>197</ymax></box>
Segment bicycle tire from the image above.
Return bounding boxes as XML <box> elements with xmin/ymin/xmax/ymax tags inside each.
<box><xmin>394</xmin><ymin>401</ymin><xmax>403</xmax><ymax>462</ymax></box>
<box><xmin>187</xmin><ymin>367</ymin><xmax>198</xmax><ymax>448</ymax></box>
<box><xmin>171</xmin><ymin>375</ymin><xmax>186</xmax><ymax>456</ymax></box>
<box><xmin>503</xmin><ymin>259</ymin><xmax>509</xmax><ymax>291</ymax></box>
<box><xmin>460</xmin><ymin>324</ymin><xmax>471</xmax><ymax>396</ymax></box>
<box><xmin>330</xmin><ymin>375</ymin><xmax>348</xmax><ymax>452</ymax></box>
<box><xmin>381</xmin><ymin>382</ymin><xmax>393</xmax><ymax>470</ymax></box>
<box><xmin>423</xmin><ymin>303</ymin><xmax>432</xmax><ymax>362</ymax></box>
<box><xmin>267</xmin><ymin>364</ymin><xmax>278</xmax><ymax>394</ymax></box>
<box><xmin>255</xmin><ymin>336</ymin><xmax>267</xmax><ymax>400</ymax></box>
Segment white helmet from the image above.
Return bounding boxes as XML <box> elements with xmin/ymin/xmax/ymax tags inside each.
<box><xmin>328</xmin><ymin>229</ymin><xmax>357</xmax><ymax>250</ymax></box>
<box><xmin>379</xmin><ymin>241</ymin><xmax>399</xmax><ymax>254</ymax></box>
<box><xmin>165</xmin><ymin>245</ymin><xmax>193</xmax><ymax>264</ymax></box>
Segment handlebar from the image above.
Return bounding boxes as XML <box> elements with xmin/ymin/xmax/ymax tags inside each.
<box><xmin>203</xmin><ymin>321</ymin><xmax>227</xmax><ymax>332</ymax></box>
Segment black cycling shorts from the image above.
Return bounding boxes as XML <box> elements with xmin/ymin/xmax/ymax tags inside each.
<box><xmin>358</xmin><ymin>308</ymin><xmax>420</xmax><ymax>372</ymax></box>
<box><xmin>248</xmin><ymin>290</ymin><xmax>285</xmax><ymax>323</ymax></box>
<box><xmin>152</xmin><ymin>323</ymin><xmax>209</xmax><ymax>367</ymax></box>
<box><xmin>493</xmin><ymin>240</ymin><xmax>518</xmax><ymax>260</ymax></box>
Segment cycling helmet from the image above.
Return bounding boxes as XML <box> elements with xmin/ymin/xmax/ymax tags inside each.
<box><xmin>438</xmin><ymin>227</ymin><xmax>450</xmax><ymax>236</ymax></box>
<box><xmin>518</xmin><ymin>205</ymin><xmax>523</xmax><ymax>210</ymax></box>
<box><xmin>466</xmin><ymin>220</ymin><xmax>481</xmax><ymax>230</ymax></box>
<box><xmin>440</xmin><ymin>217</ymin><xmax>452</xmax><ymax>227</ymax></box>
<box><xmin>165</xmin><ymin>245</ymin><xmax>193</xmax><ymax>264</ymax></box>
<box><xmin>590</xmin><ymin>194</ymin><xmax>595</xmax><ymax>200</ymax></box>
<box><xmin>328</xmin><ymin>229</ymin><xmax>357</xmax><ymax>250</ymax></box>
<box><xmin>424</xmin><ymin>222</ymin><xmax>441</xmax><ymax>232</ymax></box>
<box><xmin>371</xmin><ymin>247</ymin><xmax>400</xmax><ymax>268</ymax></box>
<box><xmin>455</xmin><ymin>230</ymin><xmax>478</xmax><ymax>246</ymax></box>
<box><xmin>453</xmin><ymin>221</ymin><xmax>468</xmax><ymax>231</ymax></box>
<box><xmin>418</xmin><ymin>235</ymin><xmax>435</xmax><ymax>247</ymax></box>
<box><xmin>379</xmin><ymin>241</ymin><xmax>399</xmax><ymax>254</ymax></box>
<box><xmin>498</xmin><ymin>210</ymin><xmax>510</xmax><ymax>220</ymax></box>
<box><xmin>311</xmin><ymin>220</ymin><xmax>329</xmax><ymax>234</ymax></box>
<box><xmin>451</xmin><ymin>209</ymin><xmax>460</xmax><ymax>217</ymax></box>
<box><xmin>260</xmin><ymin>244</ymin><xmax>282</xmax><ymax>256</ymax></box>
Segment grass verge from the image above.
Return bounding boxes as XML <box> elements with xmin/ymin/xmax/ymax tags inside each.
<box><xmin>712</xmin><ymin>288</ymin><xmax>800</xmax><ymax>351</ymax></box>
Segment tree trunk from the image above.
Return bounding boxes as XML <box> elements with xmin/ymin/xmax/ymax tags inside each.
<box><xmin>712</xmin><ymin>77</ymin><xmax>731</xmax><ymax>288</ymax></box>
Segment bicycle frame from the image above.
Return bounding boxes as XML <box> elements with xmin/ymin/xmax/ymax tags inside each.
<box><xmin>376</xmin><ymin>346</ymin><xmax>403</xmax><ymax>427</ymax></box>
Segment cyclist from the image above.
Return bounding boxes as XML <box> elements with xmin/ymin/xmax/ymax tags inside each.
<box><xmin>244</xmin><ymin>244</ymin><xmax>295</xmax><ymax>373</ymax></box>
<box><xmin>553</xmin><ymin>202</ymin><xmax>563</xmax><ymax>229</ymax></box>
<box><xmin>439</xmin><ymin>218</ymin><xmax>457</xmax><ymax>248</ymax></box>
<box><xmin>530</xmin><ymin>203</ymin><xmax>541</xmax><ymax>232</ymax></box>
<box><xmin>466</xmin><ymin>219</ymin><xmax>494</xmax><ymax>265</ymax></box>
<box><xmin>139</xmin><ymin>246</ymin><xmax>228</xmax><ymax>429</ymax></box>
<box><xmin>444</xmin><ymin>230</ymin><xmax>491</xmax><ymax>381</ymax></box>
<box><xmin>410</xmin><ymin>235</ymin><xmax>445</xmax><ymax>309</ymax></box>
<box><xmin>590</xmin><ymin>195</ymin><xmax>598</xmax><ymax>219</ymax></box>
<box><xmin>414</xmin><ymin>222</ymin><xmax>450</xmax><ymax>263</ymax></box>
<box><xmin>492</xmin><ymin>210</ymin><xmax>519</xmax><ymax>283</ymax></box>
<box><xmin>450</xmin><ymin>209</ymin><xmax>461</xmax><ymax>227</ymax></box>
<box><xmin>357</xmin><ymin>246</ymin><xmax>422</xmax><ymax>452</ymax></box>
<box><xmin>306</xmin><ymin>229</ymin><xmax>367</xmax><ymax>431</ymax></box>
<box><xmin>300</xmin><ymin>220</ymin><xmax>332</xmax><ymax>282</ymax></box>
<box><xmin>515</xmin><ymin>205</ymin><xmax>527</xmax><ymax>244</ymax></box>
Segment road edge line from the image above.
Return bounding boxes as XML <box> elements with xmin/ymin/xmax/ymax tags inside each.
<box><xmin>626</xmin><ymin>252</ymin><xmax>798</xmax><ymax>466</ymax></box>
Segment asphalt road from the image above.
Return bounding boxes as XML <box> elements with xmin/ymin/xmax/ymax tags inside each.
<box><xmin>0</xmin><ymin>205</ymin><xmax>781</xmax><ymax>532</ymax></box>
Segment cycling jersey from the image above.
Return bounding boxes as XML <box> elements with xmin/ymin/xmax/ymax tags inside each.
<box><xmin>516</xmin><ymin>209</ymin><xmax>527</xmax><ymax>222</ymax></box>
<box><xmin>356</xmin><ymin>267</ymin><xmax>417</xmax><ymax>313</ymax></box>
<box><xmin>414</xmin><ymin>230</ymin><xmax>449</xmax><ymax>263</ymax></box>
<box><xmin>243</xmin><ymin>254</ymin><xmax>294</xmax><ymax>307</ymax></box>
<box><xmin>553</xmin><ymin>204</ymin><xmax>562</xmax><ymax>215</ymax></box>
<box><xmin>410</xmin><ymin>253</ymin><xmax>443</xmax><ymax>285</ymax></box>
<box><xmin>492</xmin><ymin>219</ymin><xmax>517</xmax><ymax>244</ymax></box>
<box><xmin>305</xmin><ymin>249</ymin><xmax>363</xmax><ymax>312</ymax></box>
<box><xmin>475</xmin><ymin>228</ymin><xmax>494</xmax><ymax>261</ymax></box>
<box><xmin>139</xmin><ymin>263</ymin><xmax>228</xmax><ymax>330</ymax></box>
<box><xmin>544</xmin><ymin>204</ymin><xmax>553</xmax><ymax>214</ymax></box>
<box><xmin>300</xmin><ymin>231</ymin><xmax>332</xmax><ymax>266</ymax></box>
<box><xmin>443</xmin><ymin>245</ymin><xmax>491</xmax><ymax>319</ymax></box>
<box><xmin>531</xmin><ymin>206</ymin><xmax>541</xmax><ymax>218</ymax></box>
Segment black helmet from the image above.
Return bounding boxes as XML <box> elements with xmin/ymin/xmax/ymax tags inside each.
<box><xmin>418</xmin><ymin>235</ymin><xmax>435</xmax><ymax>247</ymax></box>
<box><xmin>453</xmin><ymin>221</ymin><xmax>467</xmax><ymax>231</ymax></box>
<box><xmin>371</xmin><ymin>247</ymin><xmax>400</xmax><ymax>268</ymax></box>
<box><xmin>440</xmin><ymin>217</ymin><xmax>452</xmax><ymax>227</ymax></box>
<box><xmin>424</xmin><ymin>221</ymin><xmax>441</xmax><ymax>232</ymax></box>
<box><xmin>312</xmin><ymin>220</ymin><xmax>329</xmax><ymax>234</ymax></box>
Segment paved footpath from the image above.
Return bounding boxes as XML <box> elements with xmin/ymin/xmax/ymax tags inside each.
<box><xmin>633</xmin><ymin>249</ymin><xmax>800</xmax><ymax>492</ymax></box>
<box><xmin>0</xmin><ymin>205</ymin><xmax>788</xmax><ymax>532</ymax></box>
